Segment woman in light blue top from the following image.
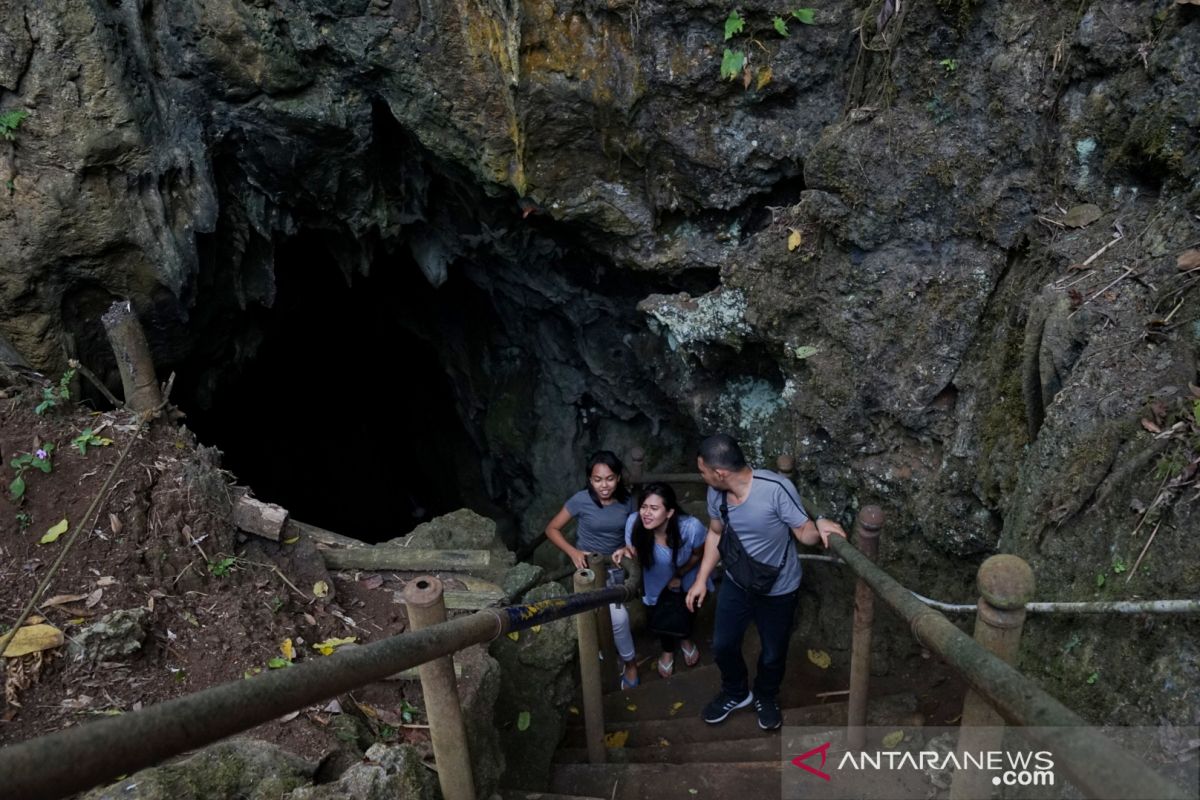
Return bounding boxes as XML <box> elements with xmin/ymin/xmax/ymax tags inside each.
<box><xmin>611</xmin><ymin>482</ymin><xmax>711</xmax><ymax>685</ymax></box>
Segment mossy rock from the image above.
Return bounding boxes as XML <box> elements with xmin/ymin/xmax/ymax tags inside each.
<box><xmin>84</xmin><ymin>739</ymin><xmax>314</xmax><ymax>800</ymax></box>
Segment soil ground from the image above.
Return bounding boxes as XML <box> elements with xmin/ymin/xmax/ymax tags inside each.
<box><xmin>0</xmin><ymin>384</ymin><xmax>443</xmax><ymax>772</ymax></box>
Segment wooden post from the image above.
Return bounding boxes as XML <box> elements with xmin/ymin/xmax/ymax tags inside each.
<box><xmin>101</xmin><ymin>300</ymin><xmax>161</xmax><ymax>414</ymax></box>
<box><xmin>403</xmin><ymin>576</ymin><xmax>476</xmax><ymax>800</ymax></box>
<box><xmin>574</xmin><ymin>568</ymin><xmax>606</xmax><ymax>764</ymax></box>
<box><xmin>846</xmin><ymin>506</ymin><xmax>882</xmax><ymax>750</ymax></box>
<box><xmin>950</xmin><ymin>555</ymin><xmax>1035</xmax><ymax>800</ymax></box>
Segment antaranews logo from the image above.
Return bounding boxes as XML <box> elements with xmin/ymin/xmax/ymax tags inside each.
<box><xmin>789</xmin><ymin>741</ymin><xmax>1054</xmax><ymax>785</ymax></box>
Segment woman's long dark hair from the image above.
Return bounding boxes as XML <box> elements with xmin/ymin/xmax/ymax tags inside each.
<box><xmin>630</xmin><ymin>482</ymin><xmax>682</xmax><ymax>571</ymax></box>
<box><xmin>585</xmin><ymin>450</ymin><xmax>630</xmax><ymax>507</ymax></box>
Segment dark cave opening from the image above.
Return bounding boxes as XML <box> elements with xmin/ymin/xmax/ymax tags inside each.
<box><xmin>183</xmin><ymin>233</ymin><xmax>495</xmax><ymax>542</ymax></box>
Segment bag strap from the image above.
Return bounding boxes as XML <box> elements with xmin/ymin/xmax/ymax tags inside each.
<box><xmin>719</xmin><ymin>486</ymin><xmax>791</xmax><ymax>570</ymax></box>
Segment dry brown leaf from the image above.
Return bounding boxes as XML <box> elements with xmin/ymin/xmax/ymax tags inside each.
<box><xmin>742</xmin><ymin>65</ymin><xmax>752</xmax><ymax>90</ymax></box>
<box><xmin>109</xmin><ymin>513</ymin><xmax>123</xmax><ymax>535</ymax></box>
<box><xmin>359</xmin><ymin>574</ymin><xmax>384</xmax><ymax>591</ymax></box>
<box><xmin>42</xmin><ymin>594</ymin><xmax>89</xmax><ymax>607</ymax></box>
<box><xmin>1063</xmin><ymin>203</ymin><xmax>1102</xmax><ymax>228</ymax></box>
<box><xmin>97</xmin><ymin>576</ymin><xmax>117</xmax><ymax>587</ymax></box>
<box><xmin>1141</xmin><ymin>419</ymin><xmax>1162</xmax><ymax>434</ymax></box>
<box><xmin>756</xmin><ymin>66</ymin><xmax>772</xmax><ymax>90</ymax></box>
<box><xmin>787</xmin><ymin>229</ymin><xmax>803</xmax><ymax>252</ymax></box>
<box><xmin>85</xmin><ymin>588</ymin><xmax>103</xmax><ymax>608</ymax></box>
<box><xmin>1177</xmin><ymin>249</ymin><xmax>1200</xmax><ymax>271</ymax></box>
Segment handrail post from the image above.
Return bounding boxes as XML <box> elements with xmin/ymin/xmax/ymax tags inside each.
<box><xmin>403</xmin><ymin>576</ymin><xmax>476</xmax><ymax>800</ymax></box>
<box><xmin>949</xmin><ymin>555</ymin><xmax>1035</xmax><ymax>800</ymax></box>
<box><xmin>846</xmin><ymin>505</ymin><xmax>883</xmax><ymax>750</ymax></box>
<box><xmin>776</xmin><ymin>453</ymin><xmax>795</xmax><ymax>479</ymax></box>
<box><xmin>574</xmin><ymin>568</ymin><xmax>607</xmax><ymax>764</ymax></box>
<box><xmin>628</xmin><ymin>446</ymin><xmax>645</xmax><ymax>483</ymax></box>
<box><xmin>587</xmin><ymin>554</ymin><xmax>617</xmax><ymax>662</ymax></box>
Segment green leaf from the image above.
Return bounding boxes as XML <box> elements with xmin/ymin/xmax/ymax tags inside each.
<box><xmin>1095</xmin><ymin>574</ymin><xmax>1105</xmax><ymax>588</ymax></box>
<box><xmin>40</xmin><ymin>518</ymin><xmax>69</xmax><ymax>544</ymax></box>
<box><xmin>793</xmin><ymin>345</ymin><xmax>820</xmax><ymax>359</ymax></box>
<box><xmin>10</xmin><ymin>475</ymin><xmax>25</xmax><ymax>500</ymax></box>
<box><xmin>724</xmin><ymin>10</ymin><xmax>744</xmax><ymax>40</ymax></box>
<box><xmin>517</xmin><ymin>711</ymin><xmax>532</xmax><ymax>731</ymax></box>
<box><xmin>792</xmin><ymin>8</ymin><xmax>815</xmax><ymax>24</ymax></box>
<box><xmin>35</xmin><ymin>400</ymin><xmax>52</xmax><ymax>415</ymax></box>
<box><xmin>720</xmin><ymin>49</ymin><xmax>746</xmax><ymax>80</ymax></box>
<box><xmin>773</xmin><ymin>16</ymin><xmax>790</xmax><ymax>36</ymax></box>
<box><xmin>267</xmin><ymin>657</ymin><xmax>291</xmax><ymax>669</ymax></box>
<box><xmin>1086</xmin><ymin>671</ymin><xmax>1099</xmax><ymax>685</ymax></box>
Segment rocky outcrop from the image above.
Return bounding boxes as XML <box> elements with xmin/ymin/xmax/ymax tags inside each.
<box><xmin>0</xmin><ymin>0</ymin><xmax>1197</xmax><ymax>724</ymax></box>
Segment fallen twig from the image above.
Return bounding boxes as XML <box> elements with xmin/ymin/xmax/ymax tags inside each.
<box><xmin>67</xmin><ymin>359</ymin><xmax>123</xmax><ymax>409</ymax></box>
<box><xmin>1126</xmin><ymin>520</ymin><xmax>1162</xmax><ymax>585</ymax></box>
<box><xmin>1070</xmin><ymin>267</ymin><xmax>1136</xmax><ymax>318</ymax></box>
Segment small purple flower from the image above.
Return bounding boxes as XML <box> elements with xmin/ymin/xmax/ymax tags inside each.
<box><xmin>35</xmin><ymin>448</ymin><xmax>47</xmax><ymax>460</ymax></box>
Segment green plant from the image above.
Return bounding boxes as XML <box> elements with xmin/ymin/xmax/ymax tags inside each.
<box><xmin>1095</xmin><ymin>573</ymin><xmax>1105</xmax><ymax>588</ymax></box>
<box><xmin>15</xmin><ymin>512</ymin><xmax>30</xmax><ymax>531</ymax></box>
<box><xmin>72</xmin><ymin>428</ymin><xmax>114</xmax><ymax>456</ymax></box>
<box><xmin>1085</xmin><ymin>671</ymin><xmax>1099</xmax><ymax>685</ymax></box>
<box><xmin>0</xmin><ymin>109</ymin><xmax>29</xmax><ymax>141</ymax></box>
<box><xmin>268</xmin><ymin>596</ymin><xmax>285</xmax><ymax>614</ymax></box>
<box><xmin>208</xmin><ymin>556</ymin><xmax>237</xmax><ymax>577</ymax></box>
<box><xmin>1111</xmin><ymin>557</ymin><xmax>1127</xmax><ymax>574</ymax></box>
<box><xmin>35</xmin><ymin>369</ymin><xmax>75</xmax><ymax>415</ymax></box>
<box><xmin>10</xmin><ymin>444</ymin><xmax>55</xmax><ymax>502</ymax></box>
<box><xmin>400</xmin><ymin>700</ymin><xmax>420</xmax><ymax>724</ymax></box>
<box><xmin>938</xmin><ymin>58</ymin><xmax>958</xmax><ymax>73</ymax></box>
<box><xmin>720</xmin><ymin>8</ymin><xmax>815</xmax><ymax>84</ymax></box>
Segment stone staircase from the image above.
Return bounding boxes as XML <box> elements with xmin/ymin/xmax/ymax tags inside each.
<box><xmin>540</xmin><ymin>651</ymin><xmax>949</xmax><ymax>800</ymax></box>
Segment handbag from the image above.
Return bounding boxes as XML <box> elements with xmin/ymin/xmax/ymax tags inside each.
<box><xmin>716</xmin><ymin>491</ymin><xmax>790</xmax><ymax>594</ymax></box>
<box><xmin>648</xmin><ymin>588</ymin><xmax>691</xmax><ymax>638</ymax></box>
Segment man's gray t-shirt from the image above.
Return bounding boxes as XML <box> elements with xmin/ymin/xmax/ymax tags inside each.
<box><xmin>565</xmin><ymin>490</ymin><xmax>635</xmax><ymax>554</ymax></box>
<box><xmin>707</xmin><ymin>470</ymin><xmax>809</xmax><ymax>595</ymax></box>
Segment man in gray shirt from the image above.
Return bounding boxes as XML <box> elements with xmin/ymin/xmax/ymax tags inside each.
<box><xmin>685</xmin><ymin>434</ymin><xmax>846</xmax><ymax>730</ymax></box>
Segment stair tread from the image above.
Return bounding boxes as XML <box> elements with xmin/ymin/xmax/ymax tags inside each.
<box><xmin>565</xmin><ymin>693</ymin><xmax>919</xmax><ymax>748</ymax></box>
<box><xmin>552</xmin><ymin>759</ymin><xmax>934</xmax><ymax>800</ymax></box>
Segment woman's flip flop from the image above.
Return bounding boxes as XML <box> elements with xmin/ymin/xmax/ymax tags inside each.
<box><xmin>657</xmin><ymin>655</ymin><xmax>674</xmax><ymax>679</ymax></box>
<box><xmin>681</xmin><ymin>642</ymin><xmax>700</xmax><ymax>667</ymax></box>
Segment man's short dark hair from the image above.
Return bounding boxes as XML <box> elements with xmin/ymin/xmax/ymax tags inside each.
<box><xmin>698</xmin><ymin>434</ymin><xmax>747</xmax><ymax>470</ymax></box>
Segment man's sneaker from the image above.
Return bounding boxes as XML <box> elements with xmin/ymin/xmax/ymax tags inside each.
<box><xmin>702</xmin><ymin>690</ymin><xmax>754</xmax><ymax>724</ymax></box>
<box><xmin>754</xmin><ymin>696</ymin><xmax>782</xmax><ymax>730</ymax></box>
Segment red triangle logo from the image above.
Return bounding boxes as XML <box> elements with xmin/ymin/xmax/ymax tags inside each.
<box><xmin>791</xmin><ymin>741</ymin><xmax>832</xmax><ymax>781</ymax></box>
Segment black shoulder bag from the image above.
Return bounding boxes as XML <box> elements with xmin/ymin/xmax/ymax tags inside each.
<box><xmin>716</xmin><ymin>488</ymin><xmax>793</xmax><ymax>594</ymax></box>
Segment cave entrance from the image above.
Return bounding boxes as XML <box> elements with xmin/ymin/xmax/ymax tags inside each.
<box><xmin>184</xmin><ymin>232</ymin><xmax>495</xmax><ymax>542</ymax></box>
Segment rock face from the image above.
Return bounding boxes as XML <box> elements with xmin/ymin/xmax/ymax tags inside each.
<box><xmin>83</xmin><ymin>739</ymin><xmax>314</xmax><ymax>800</ymax></box>
<box><xmin>0</xmin><ymin>0</ymin><xmax>1197</xmax><ymax>724</ymax></box>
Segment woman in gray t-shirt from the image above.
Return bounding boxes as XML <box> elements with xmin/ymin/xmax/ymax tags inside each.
<box><xmin>544</xmin><ymin>450</ymin><xmax>639</xmax><ymax>685</ymax></box>
<box><xmin>544</xmin><ymin>451</ymin><xmax>634</xmax><ymax>569</ymax></box>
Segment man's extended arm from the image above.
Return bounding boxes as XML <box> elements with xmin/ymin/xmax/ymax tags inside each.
<box><xmin>792</xmin><ymin>517</ymin><xmax>847</xmax><ymax>547</ymax></box>
<box><xmin>685</xmin><ymin>518</ymin><xmax>723</xmax><ymax>610</ymax></box>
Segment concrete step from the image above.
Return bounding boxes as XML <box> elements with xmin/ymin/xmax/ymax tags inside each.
<box><xmin>500</xmin><ymin>792</ymin><xmax>607</xmax><ymax>800</ymax></box>
<box><xmin>562</xmin><ymin>692</ymin><xmax>918</xmax><ymax>749</ymax></box>
<box><xmin>550</xmin><ymin>761</ymin><xmax>784</xmax><ymax>800</ymax></box>
<box><xmin>556</xmin><ymin>735</ymin><xmax>781</xmax><ymax>764</ymax></box>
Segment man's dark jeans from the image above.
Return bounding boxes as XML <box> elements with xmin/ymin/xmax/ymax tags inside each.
<box><xmin>712</xmin><ymin>577</ymin><xmax>800</xmax><ymax>701</ymax></box>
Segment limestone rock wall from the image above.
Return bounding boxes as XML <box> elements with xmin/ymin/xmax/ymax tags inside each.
<box><xmin>1</xmin><ymin>0</ymin><xmax>1197</xmax><ymax>722</ymax></box>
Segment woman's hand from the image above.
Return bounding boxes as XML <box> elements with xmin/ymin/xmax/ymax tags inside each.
<box><xmin>611</xmin><ymin>546</ymin><xmax>634</xmax><ymax>566</ymax></box>
<box><xmin>568</xmin><ymin>547</ymin><xmax>589</xmax><ymax>570</ymax></box>
<box><xmin>685</xmin><ymin>582</ymin><xmax>707</xmax><ymax>611</ymax></box>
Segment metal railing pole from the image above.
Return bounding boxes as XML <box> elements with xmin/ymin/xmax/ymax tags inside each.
<box><xmin>846</xmin><ymin>505</ymin><xmax>883</xmax><ymax>749</ymax></box>
<box><xmin>403</xmin><ymin>576</ymin><xmax>476</xmax><ymax>800</ymax></box>
<box><xmin>949</xmin><ymin>556</ymin><xmax>1035</xmax><ymax>800</ymax></box>
<box><xmin>574</xmin><ymin>568</ymin><xmax>606</xmax><ymax>764</ymax></box>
